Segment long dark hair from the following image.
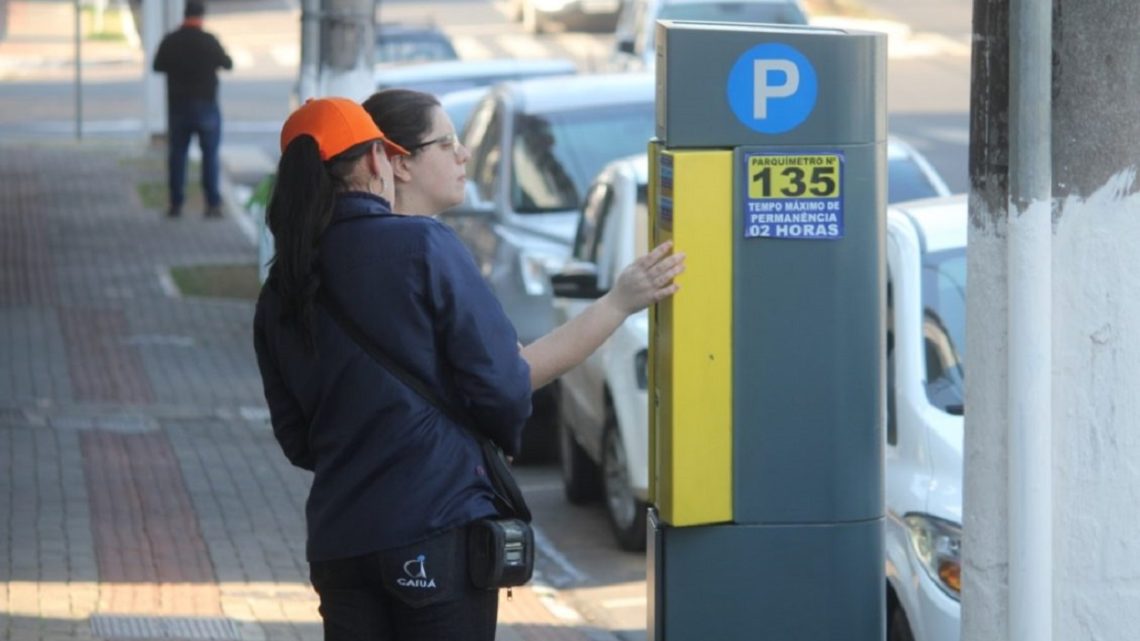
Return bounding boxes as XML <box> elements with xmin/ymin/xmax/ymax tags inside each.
<box><xmin>362</xmin><ymin>89</ymin><xmax>440</xmax><ymax>151</ymax></box>
<box><xmin>265</xmin><ymin>135</ymin><xmax>376</xmax><ymax>350</ymax></box>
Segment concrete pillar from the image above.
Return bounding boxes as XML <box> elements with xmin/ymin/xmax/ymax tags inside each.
<box><xmin>965</xmin><ymin>1</ymin><xmax>1140</xmax><ymax>640</ymax></box>
<box><xmin>318</xmin><ymin>0</ymin><xmax>374</xmax><ymax>100</ymax></box>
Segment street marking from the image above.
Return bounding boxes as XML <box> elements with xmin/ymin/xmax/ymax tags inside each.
<box><xmin>532</xmin><ymin>524</ymin><xmax>588</xmax><ymax>584</ymax></box>
<box><xmin>601</xmin><ymin>595</ymin><xmax>647</xmax><ymax>609</ymax></box>
<box><xmin>230</xmin><ymin>47</ymin><xmax>256</xmax><ymax>69</ymax></box>
<box><xmin>531</xmin><ymin>584</ymin><xmax>584</xmax><ymax>622</ymax></box>
<box><xmin>270</xmin><ymin>45</ymin><xmax>300</xmax><ymax>67</ymax></box>
<box><xmin>497</xmin><ymin>34</ymin><xmax>552</xmax><ymax>60</ymax></box>
<box><xmin>452</xmin><ymin>35</ymin><xmax>496</xmax><ymax>60</ymax></box>
<box><xmin>555</xmin><ymin>32</ymin><xmax>611</xmax><ymax>64</ymax></box>
<box><xmin>157</xmin><ymin>267</ymin><xmax>181</xmax><ymax>299</ymax></box>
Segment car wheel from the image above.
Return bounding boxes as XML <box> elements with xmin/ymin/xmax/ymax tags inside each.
<box><xmin>887</xmin><ymin>601</ymin><xmax>916</xmax><ymax>641</ymax></box>
<box><xmin>559</xmin><ymin>410</ymin><xmax>601</xmax><ymax>504</ymax></box>
<box><xmin>601</xmin><ymin>405</ymin><xmax>647</xmax><ymax>551</ymax></box>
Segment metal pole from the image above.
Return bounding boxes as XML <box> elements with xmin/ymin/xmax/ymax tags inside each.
<box><xmin>1007</xmin><ymin>0</ymin><xmax>1052</xmax><ymax>640</ymax></box>
<box><xmin>142</xmin><ymin>0</ymin><xmax>163</xmax><ymax>140</ymax></box>
<box><xmin>74</xmin><ymin>0</ymin><xmax>83</xmax><ymax>140</ymax></box>
<box><xmin>318</xmin><ymin>0</ymin><xmax>375</xmax><ymax>100</ymax></box>
<box><xmin>299</xmin><ymin>0</ymin><xmax>320</xmax><ymax>101</ymax></box>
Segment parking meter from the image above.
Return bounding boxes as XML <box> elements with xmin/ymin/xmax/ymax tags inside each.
<box><xmin>647</xmin><ymin>21</ymin><xmax>887</xmax><ymax>640</ymax></box>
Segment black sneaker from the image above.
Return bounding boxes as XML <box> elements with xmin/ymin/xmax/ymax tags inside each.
<box><xmin>205</xmin><ymin>205</ymin><xmax>224</xmax><ymax>218</ymax></box>
<box><xmin>167</xmin><ymin>206</ymin><xmax>182</xmax><ymax>218</ymax></box>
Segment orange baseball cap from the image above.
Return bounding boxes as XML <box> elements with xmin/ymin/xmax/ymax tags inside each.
<box><xmin>280</xmin><ymin>97</ymin><xmax>409</xmax><ymax>161</ymax></box>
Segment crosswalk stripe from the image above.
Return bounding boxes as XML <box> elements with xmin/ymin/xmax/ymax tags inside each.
<box><xmin>270</xmin><ymin>45</ymin><xmax>300</xmax><ymax>67</ymax></box>
<box><xmin>452</xmin><ymin>35</ymin><xmax>498</xmax><ymax>61</ymax></box>
<box><xmin>230</xmin><ymin>48</ymin><xmax>256</xmax><ymax>69</ymax></box>
<box><xmin>552</xmin><ymin>32</ymin><xmax>612</xmax><ymax>67</ymax></box>
<box><xmin>496</xmin><ymin>33</ymin><xmax>556</xmax><ymax>59</ymax></box>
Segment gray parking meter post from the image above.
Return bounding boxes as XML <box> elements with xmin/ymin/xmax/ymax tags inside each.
<box><xmin>647</xmin><ymin>21</ymin><xmax>887</xmax><ymax>640</ymax></box>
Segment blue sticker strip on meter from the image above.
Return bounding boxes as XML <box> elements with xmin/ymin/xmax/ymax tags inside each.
<box><xmin>743</xmin><ymin>151</ymin><xmax>844</xmax><ymax>240</ymax></box>
<box><xmin>658</xmin><ymin>153</ymin><xmax>674</xmax><ymax>231</ymax></box>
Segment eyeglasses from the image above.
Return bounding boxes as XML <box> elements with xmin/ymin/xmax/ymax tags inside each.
<box><xmin>410</xmin><ymin>132</ymin><xmax>461</xmax><ymax>155</ymax></box>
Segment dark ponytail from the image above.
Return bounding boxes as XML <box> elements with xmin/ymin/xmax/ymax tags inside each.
<box><xmin>265</xmin><ymin>135</ymin><xmax>380</xmax><ymax>350</ymax></box>
<box><xmin>265</xmin><ymin>135</ymin><xmax>336</xmax><ymax>351</ymax></box>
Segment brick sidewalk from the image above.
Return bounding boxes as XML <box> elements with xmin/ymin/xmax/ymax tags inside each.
<box><xmin>0</xmin><ymin>143</ymin><xmax>612</xmax><ymax>641</ymax></box>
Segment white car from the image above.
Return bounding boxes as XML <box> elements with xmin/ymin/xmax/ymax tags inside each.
<box><xmin>884</xmin><ymin>195</ymin><xmax>965</xmax><ymax>641</ymax></box>
<box><xmin>550</xmin><ymin>156</ymin><xmax>963</xmax><ymax>641</ymax></box>
<box><xmin>550</xmin><ymin>154</ymin><xmax>652</xmax><ymax>551</ymax></box>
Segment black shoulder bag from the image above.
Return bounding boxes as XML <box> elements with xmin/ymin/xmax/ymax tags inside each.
<box><xmin>317</xmin><ymin>291</ymin><xmax>534</xmax><ymax>589</ymax></box>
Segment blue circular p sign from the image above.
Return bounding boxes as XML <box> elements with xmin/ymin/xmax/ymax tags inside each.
<box><xmin>726</xmin><ymin>43</ymin><xmax>818</xmax><ymax>135</ymax></box>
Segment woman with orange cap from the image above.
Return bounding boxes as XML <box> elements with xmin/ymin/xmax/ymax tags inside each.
<box><xmin>254</xmin><ymin>97</ymin><xmax>682</xmax><ymax>640</ymax></box>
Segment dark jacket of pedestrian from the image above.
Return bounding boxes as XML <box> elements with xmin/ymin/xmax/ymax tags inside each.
<box><xmin>253</xmin><ymin>186</ymin><xmax>532</xmax><ymax>563</ymax></box>
<box><xmin>152</xmin><ymin>14</ymin><xmax>233</xmax><ymax>106</ymax></box>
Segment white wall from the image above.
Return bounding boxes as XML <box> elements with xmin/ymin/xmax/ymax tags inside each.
<box><xmin>1051</xmin><ymin>170</ymin><xmax>1140</xmax><ymax>640</ymax></box>
<box><xmin>963</xmin><ymin>170</ymin><xmax>1140</xmax><ymax>640</ymax></box>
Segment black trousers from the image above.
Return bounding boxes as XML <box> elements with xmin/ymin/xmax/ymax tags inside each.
<box><xmin>309</xmin><ymin>526</ymin><xmax>498</xmax><ymax>641</ymax></box>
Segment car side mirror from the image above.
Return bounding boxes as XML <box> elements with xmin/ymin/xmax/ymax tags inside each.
<box><xmin>551</xmin><ymin>262</ymin><xmax>604</xmax><ymax>299</ymax></box>
<box><xmin>617</xmin><ymin>38</ymin><xmax>635</xmax><ymax>55</ymax></box>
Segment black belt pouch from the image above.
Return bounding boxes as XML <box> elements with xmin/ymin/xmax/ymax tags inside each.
<box><xmin>467</xmin><ymin>518</ymin><xmax>535</xmax><ymax>589</ymax></box>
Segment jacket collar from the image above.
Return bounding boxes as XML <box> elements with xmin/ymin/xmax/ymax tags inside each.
<box><xmin>330</xmin><ymin>191</ymin><xmax>396</xmax><ymax>224</ymax></box>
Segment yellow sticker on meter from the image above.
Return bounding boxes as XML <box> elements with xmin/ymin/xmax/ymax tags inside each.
<box><xmin>747</xmin><ymin>154</ymin><xmax>841</xmax><ymax>200</ymax></box>
<box><xmin>742</xmin><ymin>151</ymin><xmax>845</xmax><ymax>240</ymax></box>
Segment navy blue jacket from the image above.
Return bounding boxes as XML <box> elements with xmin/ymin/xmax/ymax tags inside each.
<box><xmin>253</xmin><ymin>192</ymin><xmax>532</xmax><ymax>562</ymax></box>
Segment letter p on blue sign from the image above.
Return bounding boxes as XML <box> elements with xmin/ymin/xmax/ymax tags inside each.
<box><xmin>728</xmin><ymin>43</ymin><xmax>817</xmax><ymax>134</ymax></box>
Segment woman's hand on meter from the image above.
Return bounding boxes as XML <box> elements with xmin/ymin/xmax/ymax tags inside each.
<box><xmin>607</xmin><ymin>241</ymin><xmax>685</xmax><ymax>315</ymax></box>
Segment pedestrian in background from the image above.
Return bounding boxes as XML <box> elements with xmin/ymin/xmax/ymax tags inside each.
<box><xmin>254</xmin><ymin>96</ymin><xmax>682</xmax><ymax>640</ymax></box>
<box><xmin>153</xmin><ymin>0</ymin><xmax>232</xmax><ymax>218</ymax></box>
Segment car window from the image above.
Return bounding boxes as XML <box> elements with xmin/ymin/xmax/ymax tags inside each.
<box><xmin>595</xmin><ymin>191</ymin><xmax>621</xmax><ymax>284</ymax></box>
<box><xmin>921</xmin><ymin>248</ymin><xmax>965</xmax><ymax>413</ymax></box>
<box><xmin>888</xmin><ymin>157</ymin><xmax>941</xmax><ymax>204</ymax></box>
<box><xmin>466</xmin><ymin>102</ymin><xmax>503</xmax><ymax>202</ymax></box>
<box><xmin>634</xmin><ymin>185</ymin><xmax>648</xmax><ymax>263</ymax></box>
<box><xmin>509</xmin><ymin>104</ymin><xmax>655</xmax><ymax>213</ymax></box>
<box><xmin>442</xmin><ymin>93</ymin><xmax>484</xmax><ymax>138</ymax></box>
<box><xmin>575</xmin><ymin>183</ymin><xmax>612</xmax><ymax>261</ymax></box>
<box><xmin>601</xmin><ymin>183</ymin><xmax>648</xmax><ymax>289</ymax></box>
<box><xmin>374</xmin><ymin>34</ymin><xmax>458</xmax><ymax>64</ymax></box>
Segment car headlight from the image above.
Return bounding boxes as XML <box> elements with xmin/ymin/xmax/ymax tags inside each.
<box><xmin>519</xmin><ymin>251</ymin><xmax>565</xmax><ymax>297</ymax></box>
<box><xmin>634</xmin><ymin>349</ymin><xmax>648</xmax><ymax>390</ymax></box>
<box><xmin>904</xmin><ymin>513</ymin><xmax>961</xmax><ymax>600</ymax></box>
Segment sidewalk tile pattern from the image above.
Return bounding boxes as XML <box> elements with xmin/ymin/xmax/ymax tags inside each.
<box><xmin>0</xmin><ymin>143</ymin><xmax>608</xmax><ymax>641</ymax></box>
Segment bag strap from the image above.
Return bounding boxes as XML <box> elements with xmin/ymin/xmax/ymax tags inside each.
<box><xmin>316</xmin><ymin>289</ymin><xmax>528</xmax><ymax>517</ymax></box>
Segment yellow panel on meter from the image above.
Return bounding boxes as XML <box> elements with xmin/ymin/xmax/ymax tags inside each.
<box><xmin>648</xmin><ymin>143</ymin><xmax>733</xmax><ymax>527</ymax></box>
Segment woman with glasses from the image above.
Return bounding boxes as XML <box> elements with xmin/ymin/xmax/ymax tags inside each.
<box><xmin>363</xmin><ymin>88</ymin><xmax>682</xmax><ymax>390</ymax></box>
<box><xmin>255</xmin><ymin>94</ymin><xmax>681</xmax><ymax>641</ymax></box>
